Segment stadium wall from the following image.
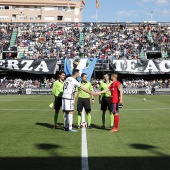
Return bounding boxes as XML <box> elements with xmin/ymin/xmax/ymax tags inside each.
<box><xmin>0</xmin><ymin>88</ymin><xmax>170</xmax><ymax>95</ymax></box>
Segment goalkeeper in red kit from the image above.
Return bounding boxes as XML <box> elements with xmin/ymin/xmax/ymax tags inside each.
<box><xmin>96</xmin><ymin>73</ymin><xmax>123</xmax><ymax>132</ymax></box>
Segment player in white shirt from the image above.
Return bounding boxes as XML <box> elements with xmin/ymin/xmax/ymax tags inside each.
<box><xmin>62</xmin><ymin>69</ymin><xmax>94</xmax><ymax>132</ymax></box>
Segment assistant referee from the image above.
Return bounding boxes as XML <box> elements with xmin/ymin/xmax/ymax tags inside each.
<box><xmin>99</xmin><ymin>73</ymin><xmax>113</xmax><ymax>129</ymax></box>
<box><xmin>76</xmin><ymin>73</ymin><xmax>94</xmax><ymax>129</ymax></box>
<box><xmin>52</xmin><ymin>71</ymin><xmax>66</xmax><ymax>129</ymax></box>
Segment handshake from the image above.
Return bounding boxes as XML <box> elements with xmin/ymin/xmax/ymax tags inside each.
<box><xmin>90</xmin><ymin>89</ymin><xmax>109</xmax><ymax>96</ymax></box>
<box><xmin>91</xmin><ymin>91</ymin><xmax>101</xmax><ymax>96</ymax></box>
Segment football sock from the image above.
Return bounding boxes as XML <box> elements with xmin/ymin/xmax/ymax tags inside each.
<box><xmin>114</xmin><ymin>115</ymin><xmax>119</xmax><ymax>129</ymax></box>
<box><xmin>54</xmin><ymin>113</ymin><xmax>58</xmax><ymax>126</ymax></box>
<box><xmin>110</xmin><ymin>114</ymin><xmax>114</xmax><ymax>127</ymax></box>
<box><xmin>87</xmin><ymin>114</ymin><xmax>91</xmax><ymax>126</ymax></box>
<box><xmin>64</xmin><ymin>114</ymin><xmax>68</xmax><ymax>128</ymax></box>
<box><xmin>63</xmin><ymin>113</ymin><xmax>65</xmax><ymax>127</ymax></box>
<box><xmin>102</xmin><ymin>113</ymin><xmax>106</xmax><ymax>126</ymax></box>
<box><xmin>68</xmin><ymin>114</ymin><xmax>73</xmax><ymax>130</ymax></box>
<box><xmin>77</xmin><ymin>114</ymin><xmax>81</xmax><ymax>126</ymax></box>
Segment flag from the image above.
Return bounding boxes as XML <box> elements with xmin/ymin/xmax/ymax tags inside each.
<box><xmin>64</xmin><ymin>58</ymin><xmax>72</xmax><ymax>76</ymax></box>
<box><xmin>64</xmin><ymin>58</ymin><xmax>98</xmax><ymax>82</ymax></box>
<box><xmin>49</xmin><ymin>103</ymin><xmax>54</xmax><ymax>109</ymax></box>
<box><xmin>78</xmin><ymin>58</ymin><xmax>98</xmax><ymax>82</ymax></box>
<box><xmin>82</xmin><ymin>0</ymin><xmax>85</xmax><ymax>5</ymax></box>
<box><xmin>96</xmin><ymin>0</ymin><xmax>100</xmax><ymax>8</ymax></box>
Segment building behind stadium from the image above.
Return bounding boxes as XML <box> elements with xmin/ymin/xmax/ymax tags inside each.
<box><xmin>0</xmin><ymin>0</ymin><xmax>82</xmax><ymax>22</ymax></box>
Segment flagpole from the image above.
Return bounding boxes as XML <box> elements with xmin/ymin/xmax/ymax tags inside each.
<box><xmin>96</xmin><ymin>8</ymin><xmax>98</xmax><ymax>22</ymax></box>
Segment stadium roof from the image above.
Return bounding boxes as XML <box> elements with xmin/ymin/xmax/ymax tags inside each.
<box><xmin>0</xmin><ymin>0</ymin><xmax>79</xmax><ymax>6</ymax></box>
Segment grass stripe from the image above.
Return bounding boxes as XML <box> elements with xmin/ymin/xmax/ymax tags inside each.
<box><xmin>0</xmin><ymin>108</ymin><xmax>170</xmax><ymax>111</ymax></box>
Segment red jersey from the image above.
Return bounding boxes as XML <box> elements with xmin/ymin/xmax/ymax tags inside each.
<box><xmin>108</xmin><ymin>81</ymin><xmax>121</xmax><ymax>103</ymax></box>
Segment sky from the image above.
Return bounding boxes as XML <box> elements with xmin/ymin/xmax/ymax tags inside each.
<box><xmin>82</xmin><ymin>0</ymin><xmax>170</xmax><ymax>22</ymax></box>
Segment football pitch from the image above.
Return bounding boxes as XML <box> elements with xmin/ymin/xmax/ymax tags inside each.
<box><xmin>0</xmin><ymin>95</ymin><xmax>170</xmax><ymax>170</ymax></box>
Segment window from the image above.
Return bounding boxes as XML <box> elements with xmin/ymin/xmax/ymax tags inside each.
<box><xmin>12</xmin><ymin>14</ymin><xmax>16</xmax><ymax>19</ymax></box>
<box><xmin>64</xmin><ymin>6</ymin><xmax>71</xmax><ymax>12</ymax></box>
<box><xmin>0</xmin><ymin>16</ymin><xmax>9</xmax><ymax>19</ymax></box>
<box><xmin>75</xmin><ymin>8</ymin><xmax>79</xmax><ymax>15</ymax></box>
<box><xmin>19</xmin><ymin>16</ymin><xmax>25</xmax><ymax>20</ymax></box>
<box><xmin>19</xmin><ymin>6</ymin><xmax>24</xmax><ymax>10</ymax></box>
<box><xmin>66</xmin><ymin>7</ymin><xmax>71</xmax><ymax>12</ymax></box>
<box><xmin>30</xmin><ymin>16</ymin><xmax>34</xmax><ymax>20</ymax></box>
<box><xmin>12</xmin><ymin>6</ymin><xmax>16</xmax><ymax>10</ymax></box>
<box><xmin>37</xmin><ymin>6</ymin><xmax>41</xmax><ymax>11</ymax></box>
<box><xmin>65</xmin><ymin>17</ymin><xmax>71</xmax><ymax>22</ymax></box>
<box><xmin>0</xmin><ymin>6</ymin><xmax>9</xmax><ymax>10</ymax></box>
<box><xmin>58</xmin><ymin>6</ymin><xmax>62</xmax><ymax>11</ymax></box>
<box><xmin>36</xmin><ymin>15</ymin><xmax>41</xmax><ymax>20</ymax></box>
<box><xmin>45</xmin><ymin>16</ymin><xmax>54</xmax><ymax>21</ymax></box>
<box><xmin>74</xmin><ymin>18</ymin><xmax>79</xmax><ymax>22</ymax></box>
<box><xmin>0</xmin><ymin>6</ymin><xmax>5</xmax><ymax>10</ymax></box>
<box><xmin>30</xmin><ymin>6</ymin><xmax>34</xmax><ymax>10</ymax></box>
<box><xmin>44</xmin><ymin>7</ymin><xmax>54</xmax><ymax>11</ymax></box>
<box><xmin>57</xmin><ymin>16</ymin><xmax>63</xmax><ymax>21</ymax></box>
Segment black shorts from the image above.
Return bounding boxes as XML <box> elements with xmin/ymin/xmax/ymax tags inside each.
<box><xmin>101</xmin><ymin>97</ymin><xmax>112</xmax><ymax>111</ymax></box>
<box><xmin>54</xmin><ymin>96</ymin><xmax>62</xmax><ymax>110</ymax></box>
<box><xmin>111</xmin><ymin>103</ymin><xmax>119</xmax><ymax>114</ymax></box>
<box><xmin>77</xmin><ymin>98</ymin><xmax>91</xmax><ymax>112</ymax></box>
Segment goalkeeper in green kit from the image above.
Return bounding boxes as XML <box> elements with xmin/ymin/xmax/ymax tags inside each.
<box><xmin>52</xmin><ymin>71</ymin><xmax>66</xmax><ymax>129</ymax></box>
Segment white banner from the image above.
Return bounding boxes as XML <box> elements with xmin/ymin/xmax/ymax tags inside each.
<box><xmin>112</xmin><ymin>59</ymin><xmax>170</xmax><ymax>74</ymax></box>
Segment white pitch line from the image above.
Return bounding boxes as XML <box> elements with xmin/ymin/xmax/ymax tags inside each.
<box><xmin>0</xmin><ymin>100</ymin><xmax>52</xmax><ymax>102</ymax></box>
<box><xmin>81</xmin><ymin>108</ymin><xmax>89</xmax><ymax>170</ymax></box>
<box><xmin>0</xmin><ymin>109</ymin><xmax>52</xmax><ymax>111</ymax></box>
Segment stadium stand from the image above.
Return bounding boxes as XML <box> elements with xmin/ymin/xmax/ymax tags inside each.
<box><xmin>0</xmin><ymin>23</ymin><xmax>170</xmax><ymax>91</ymax></box>
<box><xmin>83</xmin><ymin>25</ymin><xmax>170</xmax><ymax>59</ymax></box>
<box><xmin>1</xmin><ymin>23</ymin><xmax>170</xmax><ymax>60</ymax></box>
<box><xmin>0</xmin><ymin>23</ymin><xmax>13</xmax><ymax>48</ymax></box>
<box><xmin>14</xmin><ymin>23</ymin><xmax>80</xmax><ymax>59</ymax></box>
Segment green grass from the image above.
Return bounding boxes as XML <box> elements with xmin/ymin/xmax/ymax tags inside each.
<box><xmin>0</xmin><ymin>95</ymin><xmax>170</xmax><ymax>170</ymax></box>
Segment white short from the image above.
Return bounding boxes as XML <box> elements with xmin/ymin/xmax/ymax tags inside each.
<box><xmin>62</xmin><ymin>99</ymin><xmax>74</xmax><ymax>111</ymax></box>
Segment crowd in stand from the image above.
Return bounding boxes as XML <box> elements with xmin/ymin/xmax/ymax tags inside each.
<box><xmin>0</xmin><ymin>77</ymin><xmax>55</xmax><ymax>89</ymax></box>
<box><xmin>1</xmin><ymin>23</ymin><xmax>170</xmax><ymax>60</ymax></box>
<box><xmin>121</xmin><ymin>78</ymin><xmax>170</xmax><ymax>88</ymax></box>
<box><xmin>1</xmin><ymin>76</ymin><xmax>170</xmax><ymax>90</ymax></box>
<box><xmin>15</xmin><ymin>23</ymin><xmax>80</xmax><ymax>60</ymax></box>
<box><xmin>92</xmin><ymin>78</ymin><xmax>170</xmax><ymax>90</ymax></box>
<box><xmin>83</xmin><ymin>25</ymin><xmax>170</xmax><ymax>59</ymax></box>
<box><xmin>0</xmin><ymin>23</ymin><xmax>15</xmax><ymax>48</ymax></box>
